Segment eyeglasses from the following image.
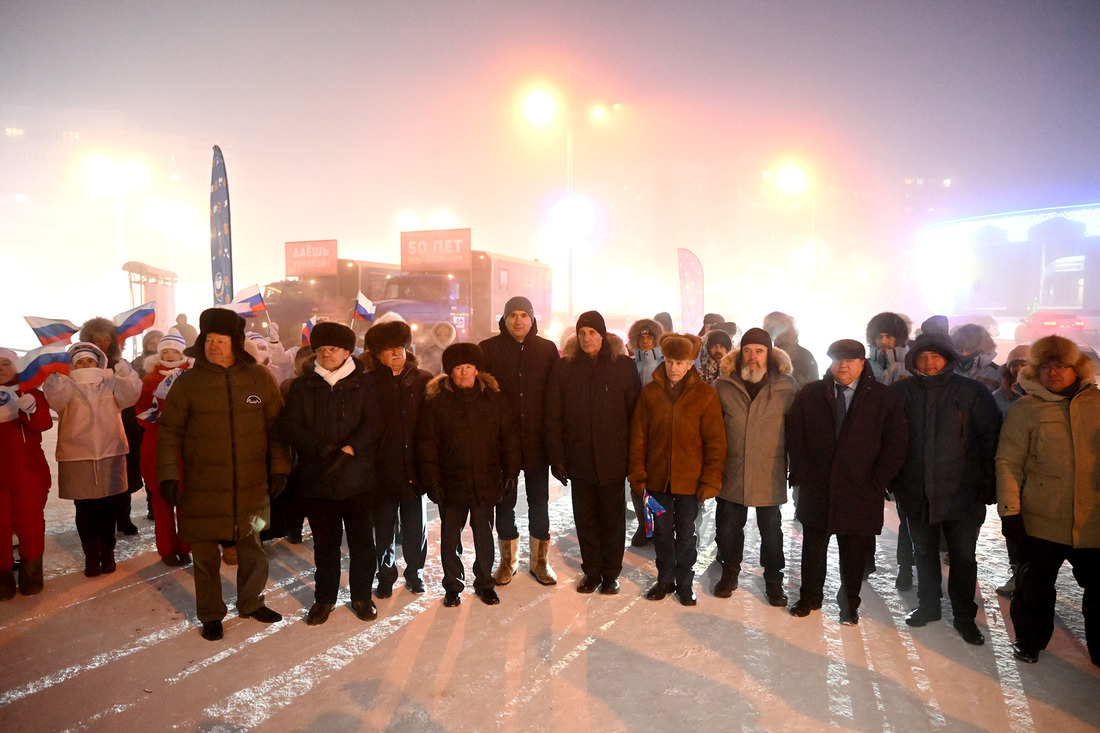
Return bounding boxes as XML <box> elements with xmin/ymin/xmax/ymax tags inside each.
<box><xmin>315</xmin><ymin>346</ymin><xmax>347</xmax><ymax>356</ymax></box>
<box><xmin>1039</xmin><ymin>362</ymin><xmax>1074</xmax><ymax>373</ymax></box>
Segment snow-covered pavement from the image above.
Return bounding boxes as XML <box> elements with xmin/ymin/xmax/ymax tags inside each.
<box><xmin>1</xmin><ymin>453</ymin><xmax>1097</xmax><ymax>732</ymax></box>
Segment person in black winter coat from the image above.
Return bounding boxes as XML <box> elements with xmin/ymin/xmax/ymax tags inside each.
<box><xmin>363</xmin><ymin>319</ymin><xmax>433</xmax><ymax>597</ymax></box>
<box><xmin>786</xmin><ymin>340</ymin><xmax>908</xmax><ymax>625</ymax></box>
<box><xmin>479</xmin><ymin>295</ymin><xmax>560</xmax><ymax>586</ymax></box>
<box><xmin>278</xmin><ymin>323</ymin><xmax>382</xmax><ymax>626</ymax></box>
<box><xmin>417</xmin><ymin>343</ymin><xmax>521</xmax><ymax>607</ymax></box>
<box><xmin>891</xmin><ymin>332</ymin><xmax>1002</xmax><ymax>645</ymax></box>
<box><xmin>545</xmin><ymin>311</ymin><xmax>641</xmax><ymax>595</ymax></box>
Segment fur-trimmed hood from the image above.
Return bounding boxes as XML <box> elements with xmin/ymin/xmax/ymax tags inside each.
<box><xmin>718</xmin><ymin>346</ymin><xmax>793</xmax><ymax>377</ymax></box>
<box><xmin>560</xmin><ymin>332</ymin><xmax>626</xmax><ymax>359</ymax></box>
<box><xmin>425</xmin><ymin>371</ymin><xmax>501</xmax><ymax>398</ymax></box>
<box><xmin>627</xmin><ymin>318</ymin><xmax>663</xmax><ymax>350</ymax></box>
<box><xmin>78</xmin><ymin>317</ymin><xmax>121</xmax><ymax>364</ymax></box>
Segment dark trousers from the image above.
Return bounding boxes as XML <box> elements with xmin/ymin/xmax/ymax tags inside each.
<box><xmin>893</xmin><ymin>501</ymin><xmax>913</xmax><ymax>567</ymax></box>
<box><xmin>191</xmin><ymin>531</ymin><xmax>268</xmax><ymax>622</ymax></box>
<box><xmin>374</xmin><ymin>494</ymin><xmax>427</xmax><ymax>586</ymax></box>
<box><xmin>74</xmin><ymin>494</ymin><xmax>126</xmax><ymax>549</ymax></box>
<box><xmin>305</xmin><ymin>492</ymin><xmax>376</xmax><ymax>604</ymax></box>
<box><xmin>571</xmin><ymin>480</ymin><xmax>626</xmax><ymax>580</ymax></box>
<box><xmin>907</xmin><ymin>515</ymin><xmax>979</xmax><ymax>619</ymax></box>
<box><xmin>798</xmin><ymin>527</ymin><xmax>874</xmax><ymax>611</ymax></box>
<box><xmin>715</xmin><ymin>499</ymin><xmax>785</xmax><ymax>583</ymax></box>
<box><xmin>1011</xmin><ymin>536</ymin><xmax>1099</xmax><ymax>663</ymax></box>
<box><xmin>496</xmin><ymin>465</ymin><xmax>550</xmax><ymax>541</ymax></box>
<box><xmin>440</xmin><ymin>503</ymin><xmax>496</xmax><ymax>593</ymax></box>
<box><xmin>650</xmin><ymin>491</ymin><xmax>699</xmax><ymax>588</ymax></box>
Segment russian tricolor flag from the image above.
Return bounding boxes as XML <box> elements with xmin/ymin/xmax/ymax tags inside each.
<box><xmin>17</xmin><ymin>344</ymin><xmax>71</xmax><ymax>390</ymax></box>
<box><xmin>114</xmin><ymin>301</ymin><xmax>157</xmax><ymax>344</ymax></box>
<box><xmin>354</xmin><ymin>292</ymin><xmax>374</xmax><ymax>322</ymax></box>
<box><xmin>24</xmin><ymin>316</ymin><xmax>79</xmax><ymax>345</ymax></box>
<box><xmin>301</xmin><ymin>316</ymin><xmax>317</xmax><ymax>346</ymax></box>
<box><xmin>229</xmin><ymin>285</ymin><xmax>266</xmax><ymax>317</ymax></box>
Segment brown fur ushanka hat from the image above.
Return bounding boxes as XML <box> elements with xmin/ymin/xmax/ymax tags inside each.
<box><xmin>1021</xmin><ymin>335</ymin><xmax>1097</xmax><ymax>382</ymax></box>
<box><xmin>659</xmin><ymin>332</ymin><xmax>702</xmax><ymax>361</ymax></box>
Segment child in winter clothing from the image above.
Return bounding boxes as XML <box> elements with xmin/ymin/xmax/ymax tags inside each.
<box><xmin>135</xmin><ymin>330</ymin><xmax>192</xmax><ymax>566</ymax></box>
<box><xmin>0</xmin><ymin>348</ymin><xmax>53</xmax><ymax>598</ymax></box>
<box><xmin>43</xmin><ymin>342</ymin><xmax>142</xmax><ymax>577</ymax></box>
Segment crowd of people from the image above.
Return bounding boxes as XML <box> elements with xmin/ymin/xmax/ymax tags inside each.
<box><xmin>0</xmin><ymin>300</ymin><xmax>1096</xmax><ymax>669</ymax></box>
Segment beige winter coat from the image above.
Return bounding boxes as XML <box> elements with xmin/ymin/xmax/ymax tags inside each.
<box><xmin>714</xmin><ymin>348</ymin><xmax>798</xmax><ymax>507</ymax></box>
<box><xmin>996</xmin><ymin>374</ymin><xmax>1100</xmax><ymax>548</ymax></box>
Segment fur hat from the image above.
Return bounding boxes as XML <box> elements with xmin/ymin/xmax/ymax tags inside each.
<box><xmin>365</xmin><ymin>319</ymin><xmax>413</xmax><ymax>356</ymax></box>
<box><xmin>704</xmin><ymin>329</ymin><xmax>732</xmax><ymax>352</ymax></box>
<box><xmin>866</xmin><ymin>312</ymin><xmax>910</xmax><ymax>346</ymax></box>
<box><xmin>627</xmin><ymin>318</ymin><xmax>663</xmax><ymax>350</ymax></box>
<box><xmin>740</xmin><ymin>327</ymin><xmax>772</xmax><ymax>351</ymax></box>
<box><xmin>1021</xmin><ymin>335</ymin><xmax>1097</xmax><ymax>383</ymax></box>
<box><xmin>78</xmin><ymin>317</ymin><xmax>121</xmax><ymax>363</ymax></box>
<box><xmin>199</xmin><ymin>307</ymin><xmax>245</xmax><ymax>338</ymax></box>
<box><xmin>1005</xmin><ymin>344</ymin><xmax>1031</xmax><ymax>366</ymax></box>
<box><xmin>951</xmin><ymin>323</ymin><xmax>995</xmax><ymax>356</ymax></box>
<box><xmin>442</xmin><ymin>342</ymin><xmax>484</xmax><ymax>374</ymax></box>
<box><xmin>827</xmin><ymin>339</ymin><xmax>866</xmax><ymax>360</ymax></box>
<box><xmin>310</xmin><ymin>322</ymin><xmax>356</xmax><ymax>352</ymax></box>
<box><xmin>575</xmin><ymin>310</ymin><xmax>608</xmax><ymax>340</ymax></box>
<box><xmin>698</xmin><ymin>312</ymin><xmax>725</xmax><ymax>336</ymax></box>
<box><xmin>659</xmin><ymin>332</ymin><xmax>702</xmax><ymax>361</ymax></box>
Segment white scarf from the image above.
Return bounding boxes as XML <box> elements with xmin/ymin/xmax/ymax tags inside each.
<box><xmin>158</xmin><ymin>356</ymin><xmax>192</xmax><ymax>373</ymax></box>
<box><xmin>70</xmin><ymin>367</ymin><xmax>106</xmax><ymax>385</ymax></box>
<box><xmin>314</xmin><ymin>357</ymin><xmax>355</xmax><ymax>387</ymax></box>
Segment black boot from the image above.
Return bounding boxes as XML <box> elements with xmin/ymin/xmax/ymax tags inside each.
<box><xmin>83</xmin><ymin>542</ymin><xmax>102</xmax><ymax>577</ymax></box>
<box><xmin>100</xmin><ymin>538</ymin><xmax>117</xmax><ymax>574</ymax></box>
<box><xmin>630</xmin><ymin>492</ymin><xmax>649</xmax><ymax>547</ymax></box>
<box><xmin>713</xmin><ymin>562</ymin><xmax>739</xmax><ymax>598</ymax></box>
<box><xmin>0</xmin><ymin>567</ymin><xmax>15</xmax><ymax>600</ymax></box>
<box><xmin>17</xmin><ymin>556</ymin><xmax>44</xmax><ymax>595</ymax></box>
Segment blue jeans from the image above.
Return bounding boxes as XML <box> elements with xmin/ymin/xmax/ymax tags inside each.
<box><xmin>649</xmin><ymin>491</ymin><xmax>699</xmax><ymax>588</ymax></box>
<box><xmin>495</xmin><ymin>465</ymin><xmax>550</xmax><ymax>541</ymax></box>
<box><xmin>715</xmin><ymin>499</ymin><xmax>785</xmax><ymax>583</ymax></box>
<box><xmin>374</xmin><ymin>495</ymin><xmax>427</xmax><ymax>586</ymax></box>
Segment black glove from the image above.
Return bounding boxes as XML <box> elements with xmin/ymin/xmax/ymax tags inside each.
<box><xmin>426</xmin><ymin>485</ymin><xmax>442</xmax><ymax>504</ymax></box>
<box><xmin>503</xmin><ymin>475</ymin><xmax>518</xmax><ymax>494</ymax></box>
<box><xmin>322</xmin><ymin>450</ymin><xmax>353</xmax><ymax>483</ymax></box>
<box><xmin>317</xmin><ymin>441</ymin><xmax>339</xmax><ymax>462</ymax></box>
<box><xmin>268</xmin><ymin>473</ymin><xmax>289</xmax><ymax>499</ymax></box>
<box><xmin>1001</xmin><ymin>513</ymin><xmax>1028</xmax><ymax>543</ymax></box>
<box><xmin>550</xmin><ymin>464</ymin><xmax>568</xmax><ymax>486</ymax></box>
<box><xmin>159</xmin><ymin>479</ymin><xmax>181</xmax><ymax>507</ymax></box>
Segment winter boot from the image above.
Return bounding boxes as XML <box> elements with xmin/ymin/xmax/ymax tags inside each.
<box><xmin>100</xmin><ymin>538</ymin><xmax>117</xmax><ymax>574</ymax></box>
<box><xmin>529</xmin><ymin>537</ymin><xmax>557</xmax><ymax>586</ymax></box>
<box><xmin>493</xmin><ymin>538</ymin><xmax>519</xmax><ymax>586</ymax></box>
<box><xmin>83</xmin><ymin>542</ymin><xmax>102</xmax><ymax>578</ymax></box>
<box><xmin>0</xmin><ymin>568</ymin><xmax>15</xmax><ymax>600</ymax></box>
<box><xmin>713</xmin><ymin>562</ymin><xmax>739</xmax><ymax>598</ymax></box>
<box><xmin>630</xmin><ymin>492</ymin><xmax>649</xmax><ymax>546</ymax></box>
<box><xmin>17</xmin><ymin>556</ymin><xmax>44</xmax><ymax>595</ymax></box>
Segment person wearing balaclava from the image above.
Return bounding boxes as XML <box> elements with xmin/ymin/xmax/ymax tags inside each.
<box><xmin>43</xmin><ymin>342</ymin><xmax>142</xmax><ymax>580</ymax></box>
<box><xmin>478</xmin><ymin>296</ymin><xmax>560</xmax><ymax>586</ymax></box>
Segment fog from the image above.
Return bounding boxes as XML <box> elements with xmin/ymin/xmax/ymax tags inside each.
<box><xmin>3</xmin><ymin>1</ymin><xmax>1099</xmax><ymax>355</ymax></box>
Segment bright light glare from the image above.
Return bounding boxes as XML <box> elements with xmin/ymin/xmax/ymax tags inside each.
<box><xmin>775</xmin><ymin>165</ymin><xmax>808</xmax><ymax>194</ymax></box>
<box><xmin>591</xmin><ymin>106</ymin><xmax>607</xmax><ymax>121</ymax></box>
<box><xmin>396</xmin><ymin>210</ymin><xmax>421</xmax><ymax>232</ymax></box>
<box><xmin>427</xmin><ymin>209</ymin><xmax>457</xmax><ymax>229</ymax></box>
<box><xmin>548</xmin><ymin>197</ymin><xmax>596</xmax><ymax>240</ymax></box>
<box><xmin>524</xmin><ymin>91</ymin><xmax>557</xmax><ymax>126</ymax></box>
<box><xmin>82</xmin><ymin>155</ymin><xmax>150</xmax><ymax>194</ymax></box>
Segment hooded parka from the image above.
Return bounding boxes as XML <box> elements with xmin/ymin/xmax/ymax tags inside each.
<box><xmin>786</xmin><ymin>362</ymin><xmax>909</xmax><ymax>535</ymax></box>
<box><xmin>714</xmin><ymin>348</ymin><xmax>799</xmax><ymax>507</ymax></box>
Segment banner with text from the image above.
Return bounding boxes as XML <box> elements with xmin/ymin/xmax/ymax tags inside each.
<box><xmin>210</xmin><ymin>145</ymin><xmax>233</xmax><ymax>305</ymax></box>
<box><xmin>285</xmin><ymin>239</ymin><xmax>338</xmax><ymax>277</ymax></box>
<box><xmin>400</xmin><ymin>228</ymin><xmax>472</xmax><ymax>271</ymax></box>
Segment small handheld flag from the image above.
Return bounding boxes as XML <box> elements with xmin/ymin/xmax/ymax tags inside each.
<box><xmin>643</xmin><ymin>491</ymin><xmax>666</xmax><ymax>539</ymax></box>
<box><xmin>23</xmin><ymin>316</ymin><xmax>79</xmax><ymax>346</ymax></box>
<box><xmin>301</xmin><ymin>316</ymin><xmax>317</xmax><ymax>346</ymax></box>
<box><xmin>353</xmin><ymin>292</ymin><xmax>375</xmax><ymax>322</ymax></box>
<box><xmin>16</xmin><ymin>343</ymin><xmax>71</xmax><ymax>390</ymax></box>
<box><xmin>229</xmin><ymin>285</ymin><xmax>266</xmax><ymax>317</ymax></box>
<box><xmin>113</xmin><ymin>302</ymin><xmax>157</xmax><ymax>344</ymax></box>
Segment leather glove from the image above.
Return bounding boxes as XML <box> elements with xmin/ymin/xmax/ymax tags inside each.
<box><xmin>426</xmin><ymin>484</ymin><xmax>443</xmax><ymax>505</ymax></box>
<box><xmin>16</xmin><ymin>393</ymin><xmax>37</xmax><ymax>415</ymax></box>
<box><xmin>1001</xmin><ymin>513</ymin><xmax>1028</xmax><ymax>544</ymax></box>
<box><xmin>160</xmin><ymin>479</ymin><xmax>181</xmax><ymax>507</ymax></box>
<box><xmin>268</xmin><ymin>473</ymin><xmax>289</xmax><ymax>499</ymax></box>
<box><xmin>550</xmin><ymin>464</ymin><xmax>568</xmax><ymax>486</ymax></box>
<box><xmin>317</xmin><ymin>441</ymin><xmax>339</xmax><ymax>462</ymax></box>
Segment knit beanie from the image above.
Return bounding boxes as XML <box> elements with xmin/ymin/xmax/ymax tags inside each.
<box><xmin>310</xmin><ymin>322</ymin><xmax>357</xmax><ymax>352</ymax></box>
<box><xmin>575</xmin><ymin>310</ymin><xmax>608</xmax><ymax>340</ymax></box>
<box><xmin>740</xmin><ymin>327</ymin><xmax>772</xmax><ymax>351</ymax></box>
<box><xmin>704</xmin><ymin>329</ymin><xmax>732</xmax><ymax>352</ymax></box>
<box><xmin>157</xmin><ymin>329</ymin><xmax>187</xmax><ymax>356</ymax></box>
<box><xmin>442</xmin><ymin>342</ymin><xmax>484</xmax><ymax>374</ymax></box>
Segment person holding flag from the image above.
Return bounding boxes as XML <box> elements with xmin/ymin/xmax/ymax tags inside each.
<box><xmin>43</xmin><ymin>342</ymin><xmax>142</xmax><ymax>578</ymax></box>
<box><xmin>23</xmin><ymin>316</ymin><xmax>79</xmax><ymax>346</ymax></box>
<box><xmin>0</xmin><ymin>348</ymin><xmax>54</xmax><ymax>599</ymax></box>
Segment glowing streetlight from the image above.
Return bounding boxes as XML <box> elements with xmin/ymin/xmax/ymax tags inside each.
<box><xmin>524</xmin><ymin>90</ymin><xmax>557</xmax><ymax>127</ymax></box>
<box><xmin>775</xmin><ymin>164</ymin><xmax>808</xmax><ymax>194</ymax></box>
<box><xmin>82</xmin><ymin>154</ymin><xmax>150</xmax><ymax>263</ymax></box>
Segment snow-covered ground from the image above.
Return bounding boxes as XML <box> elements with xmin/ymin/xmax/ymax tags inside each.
<box><xmin>1</xmin><ymin>431</ymin><xmax>1097</xmax><ymax>732</ymax></box>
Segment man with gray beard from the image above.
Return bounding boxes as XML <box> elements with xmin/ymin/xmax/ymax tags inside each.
<box><xmin>713</xmin><ymin>328</ymin><xmax>800</xmax><ymax>606</ymax></box>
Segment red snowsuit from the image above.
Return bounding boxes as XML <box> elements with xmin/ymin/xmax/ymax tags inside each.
<box><xmin>0</xmin><ymin>383</ymin><xmax>52</xmax><ymax>569</ymax></box>
<box><xmin>135</xmin><ymin>364</ymin><xmax>191</xmax><ymax>559</ymax></box>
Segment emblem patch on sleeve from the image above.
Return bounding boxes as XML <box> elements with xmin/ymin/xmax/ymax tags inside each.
<box><xmin>246</xmin><ymin>394</ymin><xmax>262</xmax><ymax>405</ymax></box>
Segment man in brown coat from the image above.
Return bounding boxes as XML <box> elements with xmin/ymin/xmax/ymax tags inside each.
<box><xmin>157</xmin><ymin>308</ymin><xmax>292</xmax><ymax>642</ymax></box>
<box><xmin>628</xmin><ymin>333</ymin><xmax>726</xmax><ymax>606</ymax></box>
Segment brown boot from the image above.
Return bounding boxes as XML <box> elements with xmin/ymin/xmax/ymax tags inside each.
<box><xmin>83</xmin><ymin>542</ymin><xmax>102</xmax><ymax>577</ymax></box>
<box><xmin>0</xmin><ymin>568</ymin><xmax>15</xmax><ymax>600</ymax></box>
<box><xmin>17</xmin><ymin>556</ymin><xmax>44</xmax><ymax>595</ymax></box>
<box><xmin>529</xmin><ymin>537</ymin><xmax>557</xmax><ymax>586</ymax></box>
<box><xmin>493</xmin><ymin>538</ymin><xmax>519</xmax><ymax>586</ymax></box>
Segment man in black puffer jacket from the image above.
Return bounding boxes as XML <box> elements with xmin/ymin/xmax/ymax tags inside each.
<box><xmin>278</xmin><ymin>322</ymin><xmax>381</xmax><ymax>626</ymax></box>
<box><xmin>418</xmin><ymin>343</ymin><xmax>521</xmax><ymax>607</ymax></box>
<box><xmin>479</xmin><ymin>296</ymin><xmax>560</xmax><ymax>586</ymax></box>
<box><xmin>891</xmin><ymin>332</ymin><xmax>1001</xmax><ymax>646</ymax></box>
<box><xmin>363</xmin><ymin>318</ymin><xmax>433</xmax><ymax>598</ymax></box>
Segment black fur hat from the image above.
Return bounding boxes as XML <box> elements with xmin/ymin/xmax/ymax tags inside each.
<box><xmin>365</xmin><ymin>319</ymin><xmax>413</xmax><ymax>356</ymax></box>
<box><xmin>442</xmin><ymin>342</ymin><xmax>484</xmax><ymax>374</ymax></box>
<box><xmin>310</xmin><ymin>322</ymin><xmax>356</xmax><ymax>352</ymax></box>
<box><xmin>866</xmin><ymin>312</ymin><xmax>910</xmax><ymax>346</ymax></box>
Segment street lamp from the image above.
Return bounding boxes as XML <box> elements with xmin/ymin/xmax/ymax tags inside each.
<box><xmin>82</xmin><ymin>155</ymin><xmax>150</xmax><ymax>264</ymax></box>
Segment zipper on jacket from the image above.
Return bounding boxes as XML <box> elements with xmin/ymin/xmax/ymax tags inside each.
<box><xmin>225</xmin><ymin>368</ymin><xmax>239</xmax><ymax>540</ymax></box>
